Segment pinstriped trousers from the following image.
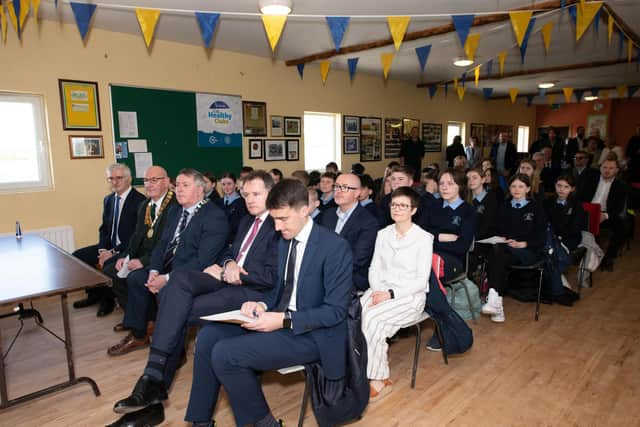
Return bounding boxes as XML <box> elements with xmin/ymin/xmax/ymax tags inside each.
<box><xmin>360</xmin><ymin>290</ymin><xmax>426</xmax><ymax>380</ymax></box>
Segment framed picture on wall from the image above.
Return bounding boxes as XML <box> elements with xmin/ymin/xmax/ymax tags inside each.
<box><xmin>68</xmin><ymin>135</ymin><xmax>104</xmax><ymax>159</ymax></box>
<box><xmin>343</xmin><ymin>135</ymin><xmax>360</xmax><ymax>154</ymax></box>
<box><xmin>360</xmin><ymin>117</ymin><xmax>382</xmax><ymax>162</ymax></box>
<box><xmin>587</xmin><ymin>114</ymin><xmax>607</xmax><ymax>138</ymax></box>
<box><xmin>264</xmin><ymin>139</ymin><xmax>286</xmax><ymax>161</ymax></box>
<box><xmin>484</xmin><ymin>124</ymin><xmax>514</xmax><ymax>145</ymax></box>
<box><xmin>470</xmin><ymin>123</ymin><xmax>485</xmax><ymax>147</ymax></box>
<box><xmin>402</xmin><ymin>117</ymin><xmax>420</xmax><ymax>138</ymax></box>
<box><xmin>343</xmin><ymin>115</ymin><xmax>360</xmax><ymax>134</ymax></box>
<box><xmin>422</xmin><ymin>123</ymin><xmax>442</xmax><ymax>152</ymax></box>
<box><xmin>384</xmin><ymin>118</ymin><xmax>402</xmax><ymax>158</ymax></box>
<box><xmin>284</xmin><ymin>116</ymin><xmax>301</xmax><ymax>136</ymax></box>
<box><xmin>270</xmin><ymin>115</ymin><xmax>284</xmax><ymax>137</ymax></box>
<box><xmin>286</xmin><ymin>139</ymin><xmax>300</xmax><ymax>161</ymax></box>
<box><xmin>242</xmin><ymin>101</ymin><xmax>267</xmax><ymax>136</ymax></box>
<box><xmin>248</xmin><ymin>139</ymin><xmax>263</xmax><ymax>159</ymax></box>
<box><xmin>59</xmin><ymin>79</ymin><xmax>101</xmax><ymax>130</ymax></box>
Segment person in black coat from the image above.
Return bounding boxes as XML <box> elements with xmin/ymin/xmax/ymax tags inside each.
<box><xmin>446</xmin><ymin>135</ymin><xmax>466</xmax><ymax>168</ymax></box>
<box><xmin>551</xmin><ymin>129</ymin><xmax>578</xmax><ymax>173</ymax></box>
<box><xmin>203</xmin><ymin>171</ymin><xmax>220</xmax><ymax>201</ymax></box>
<box><xmin>481</xmin><ymin>174</ymin><xmax>547</xmax><ymax>323</ymax></box>
<box><xmin>216</xmin><ymin>172</ymin><xmax>248</xmax><ymax>244</ymax></box>
<box><xmin>490</xmin><ymin>132</ymin><xmax>518</xmax><ymax>178</ymax></box>
<box><xmin>318</xmin><ymin>171</ymin><xmax>338</xmax><ymax>212</ymax></box>
<box><xmin>73</xmin><ymin>163</ymin><xmax>146</xmax><ymax>316</ymax></box>
<box><xmin>378</xmin><ymin>165</ymin><xmax>435</xmax><ymax>231</ymax></box>
<box><xmin>543</xmin><ymin>174</ymin><xmax>587</xmax><ymax>252</ymax></box>
<box><xmin>359</xmin><ymin>174</ymin><xmax>383</xmax><ymax>228</ymax></box>
<box><xmin>466</xmin><ymin>168</ymin><xmax>499</xmax><ymax>280</ymax></box>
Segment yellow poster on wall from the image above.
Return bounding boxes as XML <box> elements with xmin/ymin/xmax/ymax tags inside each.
<box><xmin>59</xmin><ymin>79</ymin><xmax>101</xmax><ymax>130</ymax></box>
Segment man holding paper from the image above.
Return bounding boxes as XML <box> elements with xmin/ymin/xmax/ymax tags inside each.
<box><xmin>184</xmin><ymin>178</ymin><xmax>353</xmax><ymax>427</ymax></box>
<box><xmin>108</xmin><ymin>171</ymin><xmax>280</xmax><ymax>427</ymax></box>
<box><xmin>102</xmin><ymin>166</ymin><xmax>177</xmax><ymax>332</ymax></box>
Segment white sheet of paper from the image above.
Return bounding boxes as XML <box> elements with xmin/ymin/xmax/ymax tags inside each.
<box><xmin>128</xmin><ymin>139</ymin><xmax>148</xmax><ymax>153</ymax></box>
<box><xmin>116</xmin><ymin>255</ymin><xmax>131</xmax><ymax>278</ymax></box>
<box><xmin>476</xmin><ymin>236</ymin><xmax>507</xmax><ymax>245</ymax></box>
<box><xmin>134</xmin><ymin>152</ymin><xmax>153</xmax><ymax>178</ymax></box>
<box><xmin>201</xmin><ymin>309</ymin><xmax>256</xmax><ymax>324</ymax></box>
<box><xmin>118</xmin><ymin>111</ymin><xmax>139</xmax><ymax>138</ymax></box>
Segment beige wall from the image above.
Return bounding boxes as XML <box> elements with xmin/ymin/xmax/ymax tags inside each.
<box><xmin>0</xmin><ymin>20</ymin><xmax>535</xmax><ymax>247</ymax></box>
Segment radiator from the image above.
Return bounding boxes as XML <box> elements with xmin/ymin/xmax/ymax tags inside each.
<box><xmin>1</xmin><ymin>225</ymin><xmax>75</xmax><ymax>252</ymax></box>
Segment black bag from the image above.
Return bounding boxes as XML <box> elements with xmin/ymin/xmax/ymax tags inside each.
<box><xmin>306</xmin><ymin>296</ymin><xmax>369</xmax><ymax>427</ymax></box>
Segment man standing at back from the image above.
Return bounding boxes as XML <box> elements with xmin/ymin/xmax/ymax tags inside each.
<box><xmin>400</xmin><ymin>126</ymin><xmax>425</xmax><ymax>181</ymax></box>
<box><xmin>490</xmin><ymin>132</ymin><xmax>517</xmax><ymax>178</ymax></box>
<box><xmin>73</xmin><ymin>163</ymin><xmax>146</xmax><ymax>316</ymax></box>
<box><xmin>183</xmin><ymin>179</ymin><xmax>353</xmax><ymax>427</ymax></box>
<box><xmin>320</xmin><ymin>173</ymin><xmax>378</xmax><ymax>292</ymax></box>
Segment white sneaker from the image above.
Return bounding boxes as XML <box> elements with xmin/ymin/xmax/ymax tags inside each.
<box><xmin>490</xmin><ymin>305</ymin><xmax>505</xmax><ymax>323</ymax></box>
<box><xmin>481</xmin><ymin>289</ymin><xmax>500</xmax><ymax>315</ymax></box>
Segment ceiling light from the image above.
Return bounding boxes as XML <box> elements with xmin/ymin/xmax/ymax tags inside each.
<box><xmin>259</xmin><ymin>0</ymin><xmax>292</xmax><ymax>15</ymax></box>
<box><xmin>453</xmin><ymin>59</ymin><xmax>474</xmax><ymax>67</ymax></box>
<box><xmin>584</xmin><ymin>95</ymin><xmax>598</xmax><ymax>101</ymax></box>
<box><xmin>538</xmin><ymin>82</ymin><xmax>555</xmax><ymax>89</ymax></box>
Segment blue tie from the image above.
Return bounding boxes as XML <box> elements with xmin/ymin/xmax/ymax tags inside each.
<box><xmin>111</xmin><ymin>195</ymin><xmax>120</xmax><ymax>248</ymax></box>
<box><xmin>515</xmin><ymin>202</ymin><xmax>521</xmax><ymax>209</ymax></box>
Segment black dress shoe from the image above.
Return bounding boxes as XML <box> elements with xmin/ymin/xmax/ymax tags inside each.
<box><xmin>552</xmin><ymin>292</ymin><xmax>575</xmax><ymax>307</ymax></box>
<box><xmin>114</xmin><ymin>375</ymin><xmax>167</xmax><ymax>414</ymax></box>
<box><xmin>106</xmin><ymin>403</ymin><xmax>165</xmax><ymax>427</ymax></box>
<box><xmin>97</xmin><ymin>298</ymin><xmax>115</xmax><ymax>317</ymax></box>
<box><xmin>73</xmin><ymin>294</ymin><xmax>100</xmax><ymax>309</ymax></box>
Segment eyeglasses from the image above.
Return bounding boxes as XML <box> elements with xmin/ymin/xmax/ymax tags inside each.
<box><xmin>574</xmin><ymin>156</ymin><xmax>587</xmax><ymax>160</ymax></box>
<box><xmin>390</xmin><ymin>202</ymin><xmax>413</xmax><ymax>211</ymax></box>
<box><xmin>107</xmin><ymin>176</ymin><xmax>125</xmax><ymax>182</ymax></box>
<box><xmin>333</xmin><ymin>184</ymin><xmax>359</xmax><ymax>192</ymax></box>
<box><xmin>143</xmin><ymin>176</ymin><xmax>167</xmax><ymax>184</ymax></box>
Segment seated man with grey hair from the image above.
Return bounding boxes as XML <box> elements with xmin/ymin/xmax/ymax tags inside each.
<box><xmin>73</xmin><ymin>163</ymin><xmax>146</xmax><ymax>317</ymax></box>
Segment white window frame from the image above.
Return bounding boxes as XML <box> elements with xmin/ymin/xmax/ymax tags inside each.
<box><xmin>517</xmin><ymin>125</ymin><xmax>530</xmax><ymax>153</ymax></box>
<box><xmin>0</xmin><ymin>92</ymin><xmax>53</xmax><ymax>193</ymax></box>
<box><xmin>303</xmin><ymin>111</ymin><xmax>341</xmax><ymax>171</ymax></box>
<box><xmin>446</xmin><ymin>121</ymin><xmax>465</xmax><ymax>146</ymax></box>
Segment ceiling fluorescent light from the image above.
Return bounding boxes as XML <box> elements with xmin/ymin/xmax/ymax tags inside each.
<box><xmin>453</xmin><ymin>59</ymin><xmax>474</xmax><ymax>67</ymax></box>
<box><xmin>259</xmin><ymin>0</ymin><xmax>292</xmax><ymax>15</ymax></box>
<box><xmin>584</xmin><ymin>95</ymin><xmax>598</xmax><ymax>101</ymax></box>
<box><xmin>538</xmin><ymin>82</ymin><xmax>555</xmax><ymax>89</ymax></box>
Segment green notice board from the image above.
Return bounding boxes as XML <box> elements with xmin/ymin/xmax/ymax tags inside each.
<box><xmin>110</xmin><ymin>85</ymin><xmax>242</xmax><ymax>184</ymax></box>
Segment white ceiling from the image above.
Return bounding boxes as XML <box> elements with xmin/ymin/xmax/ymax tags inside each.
<box><xmin>36</xmin><ymin>0</ymin><xmax>640</xmax><ymax>102</ymax></box>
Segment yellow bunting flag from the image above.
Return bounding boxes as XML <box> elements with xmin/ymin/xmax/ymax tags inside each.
<box><xmin>576</xmin><ymin>1</ymin><xmax>602</xmax><ymax>41</ymax></box>
<box><xmin>457</xmin><ymin>86</ymin><xmax>466</xmax><ymax>102</ymax></box>
<box><xmin>381</xmin><ymin>52</ymin><xmax>394</xmax><ymax>80</ymax></box>
<box><xmin>617</xmin><ymin>85</ymin><xmax>627</xmax><ymax>98</ymax></box>
<box><xmin>387</xmin><ymin>16</ymin><xmax>410</xmax><ymax>51</ymax></box>
<box><xmin>601</xmin><ymin>89</ymin><xmax>609</xmax><ymax>99</ymax></box>
<box><xmin>541</xmin><ymin>22</ymin><xmax>553</xmax><ymax>53</ymax></box>
<box><xmin>453</xmin><ymin>77</ymin><xmax>458</xmax><ymax>89</ymax></box>
<box><xmin>261</xmin><ymin>14</ymin><xmax>287</xmax><ymax>52</ymax></box>
<box><xmin>628</xmin><ymin>37</ymin><xmax>633</xmax><ymax>63</ymax></box>
<box><xmin>563</xmin><ymin>88</ymin><xmax>574</xmax><ymax>103</ymax></box>
<box><xmin>474</xmin><ymin>66</ymin><xmax>480</xmax><ymax>87</ymax></box>
<box><xmin>547</xmin><ymin>94</ymin><xmax>556</xmax><ymax>105</ymax></box>
<box><xmin>509</xmin><ymin>88</ymin><xmax>519</xmax><ymax>104</ymax></box>
<box><xmin>135</xmin><ymin>8</ymin><xmax>160</xmax><ymax>48</ymax></box>
<box><xmin>464</xmin><ymin>33</ymin><xmax>481</xmax><ymax>61</ymax></box>
<box><xmin>7</xmin><ymin>0</ymin><xmax>29</xmax><ymax>35</ymax></box>
<box><xmin>607</xmin><ymin>14</ymin><xmax>614</xmax><ymax>45</ymax></box>
<box><xmin>31</xmin><ymin>0</ymin><xmax>40</xmax><ymax>20</ymax></box>
<box><xmin>498</xmin><ymin>51</ymin><xmax>507</xmax><ymax>76</ymax></box>
<box><xmin>320</xmin><ymin>61</ymin><xmax>331</xmax><ymax>84</ymax></box>
<box><xmin>509</xmin><ymin>11</ymin><xmax>533</xmax><ymax>47</ymax></box>
<box><xmin>0</xmin><ymin>4</ymin><xmax>6</xmax><ymax>43</ymax></box>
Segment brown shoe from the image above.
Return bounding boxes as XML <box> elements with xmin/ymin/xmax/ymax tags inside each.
<box><xmin>107</xmin><ymin>332</ymin><xmax>150</xmax><ymax>356</ymax></box>
<box><xmin>113</xmin><ymin>322</ymin><xmax>130</xmax><ymax>333</ymax></box>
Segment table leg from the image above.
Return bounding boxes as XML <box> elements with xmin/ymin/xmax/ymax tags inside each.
<box><xmin>0</xmin><ymin>326</ymin><xmax>9</xmax><ymax>407</ymax></box>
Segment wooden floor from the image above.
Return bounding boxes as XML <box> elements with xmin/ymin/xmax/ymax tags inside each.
<box><xmin>2</xmin><ymin>240</ymin><xmax>640</xmax><ymax>427</ymax></box>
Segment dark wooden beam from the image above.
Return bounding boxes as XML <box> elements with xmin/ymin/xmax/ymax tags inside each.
<box><xmin>602</xmin><ymin>3</ymin><xmax>640</xmax><ymax>49</ymax></box>
<box><xmin>491</xmin><ymin>85</ymin><xmax>625</xmax><ymax>100</ymax></box>
<box><xmin>417</xmin><ymin>57</ymin><xmax>638</xmax><ymax>88</ymax></box>
<box><xmin>284</xmin><ymin>0</ymin><xmax>578</xmax><ymax>67</ymax></box>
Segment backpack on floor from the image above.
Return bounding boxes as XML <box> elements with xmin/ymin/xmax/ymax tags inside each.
<box><xmin>445</xmin><ymin>278</ymin><xmax>482</xmax><ymax>321</ymax></box>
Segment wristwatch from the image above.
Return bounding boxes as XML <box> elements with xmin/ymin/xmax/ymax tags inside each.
<box><xmin>283</xmin><ymin>311</ymin><xmax>293</xmax><ymax>329</ymax></box>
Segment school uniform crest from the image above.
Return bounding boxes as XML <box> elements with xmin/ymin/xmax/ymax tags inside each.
<box><xmin>451</xmin><ymin>216</ymin><xmax>462</xmax><ymax>226</ymax></box>
<box><xmin>476</xmin><ymin>205</ymin><xmax>485</xmax><ymax>214</ymax></box>
<box><xmin>523</xmin><ymin>212</ymin><xmax>534</xmax><ymax>221</ymax></box>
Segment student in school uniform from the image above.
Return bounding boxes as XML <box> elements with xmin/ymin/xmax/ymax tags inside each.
<box><xmin>482</xmin><ymin>166</ymin><xmax>505</xmax><ymax>201</ymax></box>
<box><xmin>518</xmin><ymin>159</ymin><xmax>545</xmax><ymax>201</ymax></box>
<box><xmin>307</xmin><ymin>187</ymin><xmax>322</xmax><ymax>222</ymax></box>
<box><xmin>378</xmin><ymin>165</ymin><xmax>435</xmax><ymax>230</ymax></box>
<box><xmin>216</xmin><ymin>172</ymin><xmax>248</xmax><ymax>244</ymax></box>
<box><xmin>361</xmin><ymin>187</ymin><xmax>433</xmax><ymax>401</ymax></box>
<box><xmin>359</xmin><ymin>174</ymin><xmax>383</xmax><ymax>228</ymax></box>
<box><xmin>466</xmin><ymin>168</ymin><xmax>499</xmax><ymax>278</ymax></box>
<box><xmin>318</xmin><ymin>171</ymin><xmax>338</xmax><ymax>212</ymax></box>
<box><xmin>481</xmin><ymin>174</ymin><xmax>547</xmax><ymax>323</ymax></box>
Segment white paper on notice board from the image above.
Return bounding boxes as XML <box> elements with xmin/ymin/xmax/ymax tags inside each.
<box><xmin>134</xmin><ymin>152</ymin><xmax>153</xmax><ymax>178</ymax></box>
<box><xmin>128</xmin><ymin>139</ymin><xmax>148</xmax><ymax>152</ymax></box>
<box><xmin>118</xmin><ymin>111</ymin><xmax>139</xmax><ymax>138</ymax></box>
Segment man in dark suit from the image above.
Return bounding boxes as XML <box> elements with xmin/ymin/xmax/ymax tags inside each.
<box><xmin>102</xmin><ymin>166</ymin><xmax>177</xmax><ymax>330</ymax></box>
<box><xmin>108</xmin><ymin>171</ymin><xmax>279</xmax><ymax>427</ymax></box>
<box><xmin>320</xmin><ymin>173</ymin><xmax>378</xmax><ymax>292</ymax></box>
<box><xmin>181</xmin><ymin>178</ymin><xmax>353</xmax><ymax>427</ymax></box>
<box><xmin>573</xmin><ymin>150</ymin><xmax>599</xmax><ymax>192</ymax></box>
<box><xmin>399</xmin><ymin>127</ymin><xmax>425</xmax><ymax>181</ymax></box>
<box><xmin>446</xmin><ymin>135</ymin><xmax>466</xmax><ymax>168</ymax></box>
<box><xmin>106</xmin><ymin>169</ymin><xmax>229</xmax><ymax>358</ymax></box>
<box><xmin>490</xmin><ymin>132</ymin><xmax>518</xmax><ymax>178</ymax></box>
<box><xmin>576</xmin><ymin>157</ymin><xmax>628</xmax><ymax>271</ymax></box>
<box><xmin>465</xmin><ymin>136</ymin><xmax>482</xmax><ymax>168</ymax></box>
<box><xmin>551</xmin><ymin>128</ymin><xmax>578</xmax><ymax>174</ymax></box>
<box><xmin>73</xmin><ymin>163</ymin><xmax>146</xmax><ymax>316</ymax></box>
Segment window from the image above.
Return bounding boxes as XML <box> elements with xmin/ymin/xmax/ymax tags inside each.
<box><xmin>447</xmin><ymin>121</ymin><xmax>465</xmax><ymax>146</ymax></box>
<box><xmin>517</xmin><ymin>125</ymin><xmax>530</xmax><ymax>153</ymax></box>
<box><xmin>303</xmin><ymin>112</ymin><xmax>340</xmax><ymax>171</ymax></box>
<box><xmin>0</xmin><ymin>93</ymin><xmax>52</xmax><ymax>192</ymax></box>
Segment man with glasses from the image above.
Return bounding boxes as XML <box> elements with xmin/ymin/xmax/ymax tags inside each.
<box><xmin>319</xmin><ymin>173</ymin><xmax>378</xmax><ymax>291</ymax></box>
<box><xmin>573</xmin><ymin>150</ymin><xmax>598</xmax><ymax>192</ymax></box>
<box><xmin>73</xmin><ymin>163</ymin><xmax>146</xmax><ymax>317</ymax></box>
<box><xmin>102</xmin><ymin>166</ymin><xmax>178</xmax><ymax>336</ymax></box>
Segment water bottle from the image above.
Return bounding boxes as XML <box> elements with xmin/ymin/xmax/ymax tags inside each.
<box><xmin>16</xmin><ymin>221</ymin><xmax>22</xmax><ymax>240</ymax></box>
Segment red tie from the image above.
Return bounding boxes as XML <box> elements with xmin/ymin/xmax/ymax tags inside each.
<box><xmin>236</xmin><ymin>217</ymin><xmax>262</xmax><ymax>262</ymax></box>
